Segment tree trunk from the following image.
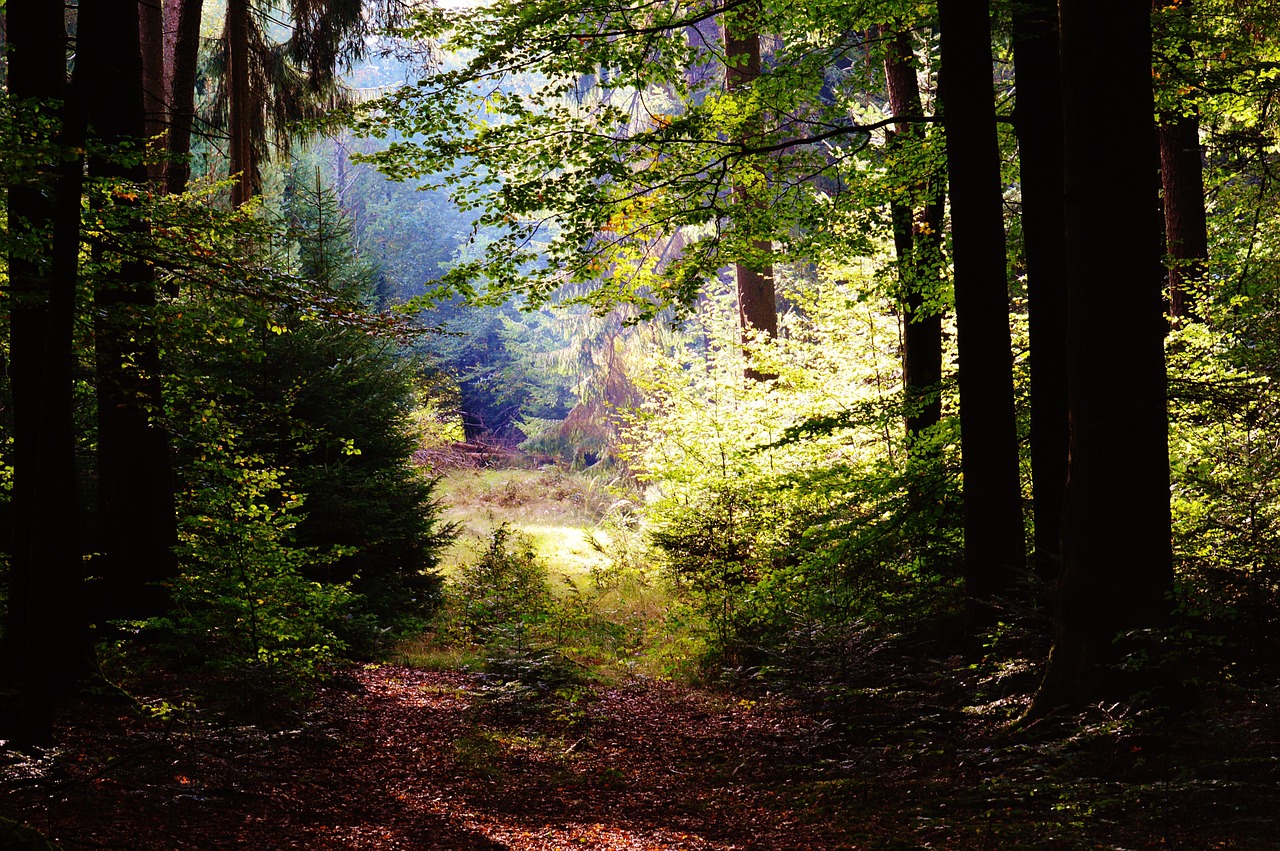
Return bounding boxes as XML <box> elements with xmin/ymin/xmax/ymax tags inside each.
<box><xmin>1159</xmin><ymin>112</ymin><xmax>1208</xmax><ymax>321</ymax></box>
<box><xmin>1154</xmin><ymin>0</ymin><xmax>1209</xmax><ymax>322</ymax></box>
<box><xmin>139</xmin><ymin>0</ymin><xmax>166</xmax><ymax>184</ymax></box>
<box><xmin>1031</xmin><ymin>0</ymin><xmax>1173</xmax><ymax>711</ymax></box>
<box><xmin>883</xmin><ymin>30</ymin><xmax>945</xmax><ymax>446</ymax></box>
<box><xmin>724</xmin><ymin>0</ymin><xmax>776</xmax><ymax>366</ymax></box>
<box><xmin>227</xmin><ymin>0</ymin><xmax>255</xmax><ymax>206</ymax></box>
<box><xmin>936</xmin><ymin>0</ymin><xmax>1026</xmax><ymax>624</ymax></box>
<box><xmin>164</xmin><ymin>0</ymin><xmax>205</xmax><ymax>195</ymax></box>
<box><xmin>81</xmin><ymin>0</ymin><xmax>180</xmax><ymax>622</ymax></box>
<box><xmin>3</xmin><ymin>0</ymin><xmax>91</xmax><ymax>744</ymax></box>
<box><xmin>1012</xmin><ymin>0</ymin><xmax>1069</xmax><ymax>585</ymax></box>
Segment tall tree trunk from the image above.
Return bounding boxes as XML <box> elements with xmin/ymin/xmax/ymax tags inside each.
<box><xmin>936</xmin><ymin>0</ymin><xmax>1026</xmax><ymax>624</ymax></box>
<box><xmin>1012</xmin><ymin>0</ymin><xmax>1069</xmax><ymax>585</ymax></box>
<box><xmin>1154</xmin><ymin>0</ymin><xmax>1209</xmax><ymax>322</ymax></box>
<box><xmin>3</xmin><ymin>0</ymin><xmax>91</xmax><ymax>744</ymax></box>
<box><xmin>81</xmin><ymin>0</ymin><xmax>180</xmax><ymax>622</ymax></box>
<box><xmin>724</xmin><ymin>0</ymin><xmax>776</xmax><ymax>367</ymax></box>
<box><xmin>1159</xmin><ymin>113</ymin><xmax>1208</xmax><ymax>321</ymax></box>
<box><xmin>164</xmin><ymin>0</ymin><xmax>205</xmax><ymax>195</ymax></box>
<box><xmin>139</xmin><ymin>0</ymin><xmax>166</xmax><ymax>184</ymax></box>
<box><xmin>1032</xmin><ymin>0</ymin><xmax>1173</xmax><ymax>711</ymax></box>
<box><xmin>227</xmin><ymin>0</ymin><xmax>255</xmax><ymax>206</ymax></box>
<box><xmin>883</xmin><ymin>30</ymin><xmax>945</xmax><ymax>447</ymax></box>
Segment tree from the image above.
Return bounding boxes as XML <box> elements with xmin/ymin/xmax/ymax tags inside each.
<box><xmin>217</xmin><ymin>0</ymin><xmax>392</xmax><ymax>206</ymax></box>
<box><xmin>1153</xmin><ymin>0</ymin><xmax>1209</xmax><ymax>322</ymax></box>
<box><xmin>724</xmin><ymin>0</ymin><xmax>777</xmax><ymax>349</ymax></box>
<box><xmin>880</xmin><ymin>26</ymin><xmax>945</xmax><ymax>448</ymax></box>
<box><xmin>936</xmin><ymin>0</ymin><xmax>1025</xmax><ymax>621</ymax></box>
<box><xmin>3</xmin><ymin>0</ymin><xmax>91</xmax><ymax>744</ymax></box>
<box><xmin>163</xmin><ymin>0</ymin><xmax>205</xmax><ymax>195</ymax></box>
<box><xmin>1032</xmin><ymin>0</ymin><xmax>1173</xmax><ymax>710</ymax></box>
<box><xmin>81</xmin><ymin>0</ymin><xmax>180</xmax><ymax>621</ymax></box>
<box><xmin>1011</xmin><ymin>0</ymin><xmax>1069</xmax><ymax>584</ymax></box>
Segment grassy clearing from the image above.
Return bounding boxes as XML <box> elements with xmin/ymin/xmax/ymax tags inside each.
<box><xmin>436</xmin><ymin>468</ymin><xmax>619</xmax><ymax>586</ymax></box>
<box><xmin>402</xmin><ymin>464</ymin><xmax>709</xmax><ymax>682</ymax></box>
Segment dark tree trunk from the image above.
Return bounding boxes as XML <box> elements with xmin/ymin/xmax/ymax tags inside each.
<box><xmin>1154</xmin><ymin>0</ymin><xmax>1209</xmax><ymax>322</ymax></box>
<box><xmin>139</xmin><ymin>0</ymin><xmax>166</xmax><ymax>184</ymax></box>
<box><xmin>3</xmin><ymin>0</ymin><xmax>91</xmax><ymax>744</ymax></box>
<box><xmin>725</xmin><ymin>0</ymin><xmax>777</xmax><ymax>362</ymax></box>
<box><xmin>936</xmin><ymin>0</ymin><xmax>1026</xmax><ymax>623</ymax></box>
<box><xmin>1012</xmin><ymin>0</ymin><xmax>1069</xmax><ymax>585</ymax></box>
<box><xmin>164</xmin><ymin>0</ymin><xmax>204</xmax><ymax>195</ymax></box>
<box><xmin>883</xmin><ymin>30</ymin><xmax>945</xmax><ymax>446</ymax></box>
<box><xmin>227</xmin><ymin>0</ymin><xmax>255</xmax><ymax>206</ymax></box>
<box><xmin>1159</xmin><ymin>113</ymin><xmax>1208</xmax><ymax>321</ymax></box>
<box><xmin>1032</xmin><ymin>0</ymin><xmax>1173</xmax><ymax>711</ymax></box>
<box><xmin>81</xmin><ymin>0</ymin><xmax>179</xmax><ymax>622</ymax></box>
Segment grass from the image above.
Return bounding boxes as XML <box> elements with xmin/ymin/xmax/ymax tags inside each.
<box><xmin>397</xmin><ymin>464</ymin><xmax>709</xmax><ymax>682</ymax></box>
<box><xmin>436</xmin><ymin>468</ymin><xmax>620</xmax><ymax>587</ymax></box>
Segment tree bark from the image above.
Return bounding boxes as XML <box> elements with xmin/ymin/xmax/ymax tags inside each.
<box><xmin>1032</xmin><ymin>0</ymin><xmax>1173</xmax><ymax>711</ymax></box>
<box><xmin>936</xmin><ymin>0</ymin><xmax>1026</xmax><ymax>624</ymax></box>
<box><xmin>164</xmin><ymin>0</ymin><xmax>205</xmax><ymax>195</ymax></box>
<box><xmin>1154</xmin><ymin>0</ymin><xmax>1209</xmax><ymax>322</ymax></box>
<box><xmin>1159</xmin><ymin>113</ymin><xmax>1208</xmax><ymax>321</ymax></box>
<box><xmin>139</xmin><ymin>0</ymin><xmax>166</xmax><ymax>184</ymax></box>
<box><xmin>1012</xmin><ymin>0</ymin><xmax>1069</xmax><ymax>585</ymax></box>
<box><xmin>80</xmin><ymin>0</ymin><xmax>180</xmax><ymax>622</ymax></box>
<box><xmin>724</xmin><ymin>0</ymin><xmax>776</xmax><ymax>366</ymax></box>
<box><xmin>3</xmin><ymin>0</ymin><xmax>91</xmax><ymax>744</ymax></box>
<box><xmin>227</xmin><ymin>0</ymin><xmax>255</xmax><ymax>206</ymax></box>
<box><xmin>883</xmin><ymin>30</ymin><xmax>945</xmax><ymax>446</ymax></box>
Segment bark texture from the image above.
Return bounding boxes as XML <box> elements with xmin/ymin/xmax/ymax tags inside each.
<box><xmin>164</xmin><ymin>0</ymin><xmax>205</xmax><ymax>195</ymax></box>
<box><xmin>1033</xmin><ymin>0</ymin><xmax>1173</xmax><ymax>711</ymax></box>
<box><xmin>883</xmin><ymin>30</ymin><xmax>945</xmax><ymax>446</ymax></box>
<box><xmin>1159</xmin><ymin>113</ymin><xmax>1208</xmax><ymax>320</ymax></box>
<box><xmin>936</xmin><ymin>0</ymin><xmax>1026</xmax><ymax>623</ymax></box>
<box><xmin>227</xmin><ymin>0</ymin><xmax>255</xmax><ymax>206</ymax></box>
<box><xmin>1012</xmin><ymin>0</ymin><xmax>1069</xmax><ymax>585</ymax></box>
<box><xmin>725</xmin><ymin>0</ymin><xmax>777</xmax><ymax>359</ymax></box>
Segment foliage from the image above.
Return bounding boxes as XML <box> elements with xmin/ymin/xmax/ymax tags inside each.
<box><xmin>450</xmin><ymin>525</ymin><xmax>553</xmax><ymax>641</ymax></box>
<box><xmin>161</xmin><ymin>442</ymin><xmax>354</xmax><ymax>682</ymax></box>
<box><xmin>350</xmin><ymin>0</ymin><xmax>920</xmax><ymax>318</ymax></box>
<box><xmin>621</xmin><ymin>266</ymin><xmax>962</xmax><ymax>666</ymax></box>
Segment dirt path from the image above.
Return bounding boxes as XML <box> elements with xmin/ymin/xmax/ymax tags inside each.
<box><xmin>2</xmin><ymin>666</ymin><xmax>853</xmax><ymax>850</ymax></box>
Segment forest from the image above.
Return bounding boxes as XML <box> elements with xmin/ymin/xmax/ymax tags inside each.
<box><xmin>1</xmin><ymin>0</ymin><xmax>1279</xmax><ymax>847</ymax></box>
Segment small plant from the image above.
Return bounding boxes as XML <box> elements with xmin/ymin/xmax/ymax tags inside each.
<box><xmin>451</xmin><ymin>525</ymin><xmax>552</xmax><ymax>640</ymax></box>
<box><xmin>156</xmin><ymin>448</ymin><xmax>354</xmax><ymax>686</ymax></box>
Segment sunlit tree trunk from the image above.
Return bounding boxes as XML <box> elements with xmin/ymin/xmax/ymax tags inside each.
<box><xmin>725</xmin><ymin>0</ymin><xmax>776</xmax><ymax>371</ymax></box>
<box><xmin>1032</xmin><ymin>0</ymin><xmax>1173</xmax><ymax>711</ymax></box>
<box><xmin>1012</xmin><ymin>0</ymin><xmax>1069</xmax><ymax>585</ymax></box>
<box><xmin>936</xmin><ymin>0</ymin><xmax>1026</xmax><ymax>624</ymax></box>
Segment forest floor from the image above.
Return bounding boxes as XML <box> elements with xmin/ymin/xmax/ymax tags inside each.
<box><xmin>4</xmin><ymin>467</ymin><xmax>1280</xmax><ymax>849</ymax></box>
<box><xmin>4</xmin><ymin>658</ymin><xmax>1279</xmax><ymax>850</ymax></box>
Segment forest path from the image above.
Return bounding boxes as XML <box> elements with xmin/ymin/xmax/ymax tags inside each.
<box><xmin>3</xmin><ymin>665</ymin><xmax>864</xmax><ymax>850</ymax></box>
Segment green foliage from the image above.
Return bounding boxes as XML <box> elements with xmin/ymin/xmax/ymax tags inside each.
<box><xmin>451</xmin><ymin>525</ymin><xmax>552</xmax><ymax>640</ymax></box>
<box><xmin>621</xmin><ymin>268</ymin><xmax>962</xmax><ymax>666</ymax></box>
<box><xmin>350</xmin><ymin>0</ymin><xmax>916</xmax><ymax>318</ymax></box>
<box><xmin>163</xmin><ymin>445</ymin><xmax>354</xmax><ymax>682</ymax></box>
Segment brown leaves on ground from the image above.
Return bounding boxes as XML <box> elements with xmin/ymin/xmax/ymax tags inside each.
<box><xmin>3</xmin><ymin>663</ymin><xmax>1279</xmax><ymax>849</ymax></box>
